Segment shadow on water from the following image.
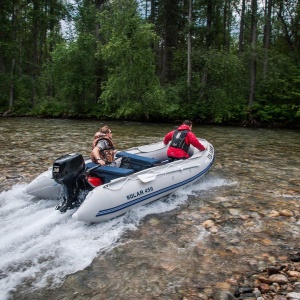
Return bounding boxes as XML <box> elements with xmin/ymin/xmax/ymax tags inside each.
<box><xmin>0</xmin><ymin>118</ymin><xmax>299</xmax><ymax>300</ymax></box>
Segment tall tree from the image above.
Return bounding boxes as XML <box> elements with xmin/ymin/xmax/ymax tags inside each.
<box><xmin>249</xmin><ymin>0</ymin><xmax>257</xmax><ymax>107</ymax></box>
<box><xmin>99</xmin><ymin>0</ymin><xmax>165</xmax><ymax>120</ymax></box>
<box><xmin>187</xmin><ymin>0</ymin><xmax>192</xmax><ymax>97</ymax></box>
<box><xmin>154</xmin><ymin>0</ymin><xmax>186</xmax><ymax>84</ymax></box>
<box><xmin>263</xmin><ymin>0</ymin><xmax>272</xmax><ymax>77</ymax></box>
<box><xmin>223</xmin><ymin>0</ymin><xmax>232</xmax><ymax>52</ymax></box>
<box><xmin>8</xmin><ymin>1</ymin><xmax>19</xmax><ymax>109</ymax></box>
<box><xmin>0</xmin><ymin>0</ymin><xmax>67</xmax><ymax>110</ymax></box>
<box><xmin>276</xmin><ymin>0</ymin><xmax>300</xmax><ymax>63</ymax></box>
<box><xmin>238</xmin><ymin>0</ymin><xmax>246</xmax><ymax>55</ymax></box>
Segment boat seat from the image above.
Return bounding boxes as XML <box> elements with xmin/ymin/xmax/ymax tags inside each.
<box><xmin>85</xmin><ymin>163</ymin><xmax>134</xmax><ymax>184</ymax></box>
<box><xmin>116</xmin><ymin>151</ymin><xmax>161</xmax><ymax>172</ymax></box>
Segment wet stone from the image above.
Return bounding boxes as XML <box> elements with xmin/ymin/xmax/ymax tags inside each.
<box><xmin>259</xmin><ymin>283</ymin><xmax>270</xmax><ymax>293</ymax></box>
<box><xmin>202</xmin><ymin>219</ymin><xmax>215</xmax><ymax>228</ymax></box>
<box><xmin>287</xmin><ymin>292</ymin><xmax>300</xmax><ymax>300</ymax></box>
<box><xmin>287</xmin><ymin>271</ymin><xmax>300</xmax><ymax>278</ymax></box>
<box><xmin>294</xmin><ymin>283</ymin><xmax>300</xmax><ymax>292</ymax></box>
<box><xmin>291</xmin><ymin>253</ymin><xmax>300</xmax><ymax>262</ymax></box>
<box><xmin>280</xmin><ymin>209</ymin><xmax>294</xmax><ymax>217</ymax></box>
<box><xmin>274</xmin><ymin>296</ymin><xmax>289</xmax><ymax>300</ymax></box>
<box><xmin>269</xmin><ymin>274</ymin><xmax>289</xmax><ymax>284</ymax></box>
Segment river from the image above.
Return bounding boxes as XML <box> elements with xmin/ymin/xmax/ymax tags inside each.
<box><xmin>0</xmin><ymin>117</ymin><xmax>299</xmax><ymax>300</ymax></box>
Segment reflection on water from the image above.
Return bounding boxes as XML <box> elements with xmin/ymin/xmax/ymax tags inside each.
<box><xmin>0</xmin><ymin>117</ymin><xmax>299</xmax><ymax>300</ymax></box>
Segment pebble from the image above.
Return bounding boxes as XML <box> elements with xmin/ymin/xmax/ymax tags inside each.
<box><xmin>229</xmin><ymin>209</ymin><xmax>240</xmax><ymax>216</ymax></box>
<box><xmin>202</xmin><ymin>219</ymin><xmax>215</xmax><ymax>228</ymax></box>
<box><xmin>280</xmin><ymin>209</ymin><xmax>294</xmax><ymax>217</ymax></box>
<box><xmin>213</xmin><ymin>289</ymin><xmax>236</xmax><ymax>300</ymax></box>
<box><xmin>232</xmin><ymin>260</ymin><xmax>300</xmax><ymax>300</ymax></box>
<box><xmin>287</xmin><ymin>292</ymin><xmax>300</xmax><ymax>300</ymax></box>
<box><xmin>269</xmin><ymin>210</ymin><xmax>280</xmax><ymax>217</ymax></box>
<box><xmin>269</xmin><ymin>274</ymin><xmax>289</xmax><ymax>284</ymax></box>
<box><xmin>288</xmin><ymin>271</ymin><xmax>300</xmax><ymax>278</ymax></box>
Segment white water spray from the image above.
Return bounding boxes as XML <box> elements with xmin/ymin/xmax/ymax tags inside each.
<box><xmin>0</xmin><ymin>176</ymin><xmax>231</xmax><ymax>299</ymax></box>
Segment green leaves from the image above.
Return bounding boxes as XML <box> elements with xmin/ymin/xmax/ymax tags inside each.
<box><xmin>251</xmin><ymin>103</ymin><xmax>300</xmax><ymax>125</ymax></box>
<box><xmin>98</xmin><ymin>0</ymin><xmax>165</xmax><ymax>120</ymax></box>
<box><xmin>1</xmin><ymin>0</ymin><xmax>299</xmax><ymax>126</ymax></box>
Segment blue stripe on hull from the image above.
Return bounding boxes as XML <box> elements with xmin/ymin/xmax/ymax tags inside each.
<box><xmin>95</xmin><ymin>161</ymin><xmax>213</xmax><ymax>218</ymax></box>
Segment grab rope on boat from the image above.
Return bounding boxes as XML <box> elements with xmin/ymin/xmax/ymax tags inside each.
<box><xmin>103</xmin><ymin>176</ymin><xmax>132</xmax><ymax>191</ymax></box>
<box><xmin>103</xmin><ymin>150</ymin><xmax>209</xmax><ymax>190</ymax></box>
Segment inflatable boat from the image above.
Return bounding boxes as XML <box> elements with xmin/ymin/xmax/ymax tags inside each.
<box><xmin>26</xmin><ymin>139</ymin><xmax>214</xmax><ymax>223</ymax></box>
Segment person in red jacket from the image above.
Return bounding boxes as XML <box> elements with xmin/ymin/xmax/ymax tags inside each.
<box><xmin>163</xmin><ymin>120</ymin><xmax>207</xmax><ymax>160</ymax></box>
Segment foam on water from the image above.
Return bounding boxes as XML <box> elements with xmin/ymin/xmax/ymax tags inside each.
<box><xmin>0</xmin><ymin>176</ymin><xmax>231</xmax><ymax>299</ymax></box>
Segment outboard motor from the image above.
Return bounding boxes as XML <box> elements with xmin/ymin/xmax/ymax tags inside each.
<box><xmin>52</xmin><ymin>153</ymin><xmax>90</xmax><ymax>213</ymax></box>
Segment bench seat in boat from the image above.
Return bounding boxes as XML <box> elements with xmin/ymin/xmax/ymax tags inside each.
<box><xmin>116</xmin><ymin>151</ymin><xmax>161</xmax><ymax>172</ymax></box>
<box><xmin>86</xmin><ymin>163</ymin><xmax>134</xmax><ymax>183</ymax></box>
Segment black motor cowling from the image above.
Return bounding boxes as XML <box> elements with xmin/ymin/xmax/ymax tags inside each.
<box><xmin>52</xmin><ymin>153</ymin><xmax>85</xmax><ymax>184</ymax></box>
<box><xmin>52</xmin><ymin>153</ymin><xmax>88</xmax><ymax>213</ymax></box>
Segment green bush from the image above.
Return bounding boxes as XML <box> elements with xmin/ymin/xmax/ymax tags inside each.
<box><xmin>252</xmin><ymin>103</ymin><xmax>300</xmax><ymax>124</ymax></box>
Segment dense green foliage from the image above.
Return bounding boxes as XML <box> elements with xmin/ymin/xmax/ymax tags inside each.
<box><xmin>0</xmin><ymin>0</ymin><xmax>299</xmax><ymax>127</ymax></box>
<box><xmin>99</xmin><ymin>0</ymin><xmax>166</xmax><ymax>120</ymax></box>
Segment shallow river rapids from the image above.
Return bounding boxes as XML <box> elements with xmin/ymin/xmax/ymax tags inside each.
<box><xmin>0</xmin><ymin>118</ymin><xmax>299</xmax><ymax>300</ymax></box>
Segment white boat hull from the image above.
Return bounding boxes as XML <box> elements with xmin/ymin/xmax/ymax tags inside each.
<box><xmin>25</xmin><ymin>142</ymin><xmax>169</xmax><ymax>199</ymax></box>
<box><xmin>26</xmin><ymin>140</ymin><xmax>214</xmax><ymax>223</ymax></box>
<box><xmin>26</xmin><ymin>166</ymin><xmax>63</xmax><ymax>199</ymax></box>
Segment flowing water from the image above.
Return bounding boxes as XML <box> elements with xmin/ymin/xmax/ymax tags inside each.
<box><xmin>0</xmin><ymin>117</ymin><xmax>299</xmax><ymax>300</ymax></box>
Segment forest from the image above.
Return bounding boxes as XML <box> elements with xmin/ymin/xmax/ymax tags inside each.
<box><xmin>0</xmin><ymin>0</ymin><xmax>299</xmax><ymax>127</ymax></box>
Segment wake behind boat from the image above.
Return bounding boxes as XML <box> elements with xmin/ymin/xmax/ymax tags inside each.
<box><xmin>26</xmin><ymin>139</ymin><xmax>214</xmax><ymax>223</ymax></box>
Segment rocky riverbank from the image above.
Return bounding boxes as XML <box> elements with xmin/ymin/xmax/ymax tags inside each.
<box><xmin>232</xmin><ymin>255</ymin><xmax>300</xmax><ymax>300</ymax></box>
